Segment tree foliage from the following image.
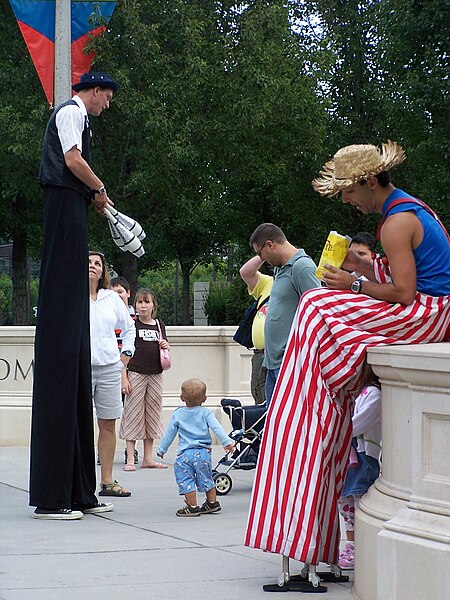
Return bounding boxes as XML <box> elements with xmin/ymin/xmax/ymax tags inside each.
<box><xmin>0</xmin><ymin>0</ymin><xmax>49</xmax><ymax>324</ymax></box>
<box><xmin>88</xmin><ymin>0</ymin><xmax>328</xmax><ymax>321</ymax></box>
<box><xmin>303</xmin><ymin>0</ymin><xmax>449</xmax><ymax>230</ymax></box>
<box><xmin>0</xmin><ymin>0</ymin><xmax>448</xmax><ymax>324</ymax></box>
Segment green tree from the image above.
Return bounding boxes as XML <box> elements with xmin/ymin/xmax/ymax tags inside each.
<box><xmin>301</xmin><ymin>0</ymin><xmax>448</xmax><ymax>240</ymax></box>
<box><xmin>88</xmin><ymin>0</ymin><xmax>235</xmax><ymax>323</ymax></box>
<box><xmin>207</xmin><ymin>1</ymin><xmax>329</xmax><ymax>257</ymax></box>
<box><xmin>0</xmin><ymin>0</ymin><xmax>47</xmax><ymax>324</ymax></box>
<box><xmin>374</xmin><ymin>0</ymin><xmax>449</xmax><ymax>217</ymax></box>
<box><xmin>88</xmin><ymin>1</ymin><xmax>331</xmax><ymax>315</ymax></box>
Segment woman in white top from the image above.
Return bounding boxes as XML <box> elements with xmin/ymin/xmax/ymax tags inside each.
<box><xmin>89</xmin><ymin>251</ymin><xmax>135</xmax><ymax>497</ymax></box>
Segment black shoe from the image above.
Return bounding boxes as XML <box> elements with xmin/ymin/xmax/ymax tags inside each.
<box><xmin>176</xmin><ymin>503</ymin><xmax>201</xmax><ymax>517</ymax></box>
<box><xmin>200</xmin><ymin>500</ymin><xmax>221</xmax><ymax>514</ymax></box>
<box><xmin>79</xmin><ymin>502</ymin><xmax>114</xmax><ymax>514</ymax></box>
<box><xmin>33</xmin><ymin>508</ymin><xmax>83</xmax><ymax>520</ymax></box>
<box><xmin>124</xmin><ymin>449</ymin><xmax>139</xmax><ymax>464</ymax></box>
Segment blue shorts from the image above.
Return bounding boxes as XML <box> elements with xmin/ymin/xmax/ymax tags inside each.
<box><xmin>174</xmin><ymin>448</ymin><xmax>214</xmax><ymax>495</ymax></box>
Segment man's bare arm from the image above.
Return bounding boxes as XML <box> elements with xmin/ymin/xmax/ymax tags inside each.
<box><xmin>323</xmin><ymin>213</ymin><xmax>421</xmax><ymax>305</ymax></box>
<box><xmin>239</xmin><ymin>256</ymin><xmax>264</xmax><ymax>290</ymax></box>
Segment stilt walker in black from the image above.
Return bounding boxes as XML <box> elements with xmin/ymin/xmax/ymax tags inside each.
<box><xmin>30</xmin><ymin>72</ymin><xmax>120</xmax><ymax>520</ymax></box>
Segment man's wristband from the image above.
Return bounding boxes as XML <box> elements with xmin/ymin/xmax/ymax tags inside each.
<box><xmin>91</xmin><ymin>185</ymin><xmax>106</xmax><ymax>198</ymax></box>
<box><xmin>351</xmin><ymin>279</ymin><xmax>363</xmax><ymax>293</ymax></box>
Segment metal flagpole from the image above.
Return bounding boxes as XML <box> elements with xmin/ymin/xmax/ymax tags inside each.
<box><xmin>54</xmin><ymin>0</ymin><xmax>72</xmax><ymax>106</ymax></box>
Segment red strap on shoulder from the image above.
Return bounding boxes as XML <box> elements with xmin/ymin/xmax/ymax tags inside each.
<box><xmin>377</xmin><ymin>197</ymin><xmax>450</xmax><ymax>244</ymax></box>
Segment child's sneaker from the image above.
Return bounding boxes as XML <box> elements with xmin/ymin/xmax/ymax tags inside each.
<box><xmin>338</xmin><ymin>543</ymin><xmax>355</xmax><ymax>570</ymax></box>
<box><xmin>200</xmin><ymin>500</ymin><xmax>221</xmax><ymax>514</ymax></box>
<box><xmin>176</xmin><ymin>503</ymin><xmax>201</xmax><ymax>517</ymax></box>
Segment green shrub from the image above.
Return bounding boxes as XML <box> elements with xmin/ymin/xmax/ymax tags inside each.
<box><xmin>0</xmin><ymin>273</ymin><xmax>12</xmax><ymax>325</ymax></box>
<box><xmin>204</xmin><ymin>278</ymin><xmax>252</xmax><ymax>326</ymax></box>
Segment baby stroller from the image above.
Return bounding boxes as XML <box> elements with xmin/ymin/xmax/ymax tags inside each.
<box><xmin>212</xmin><ymin>398</ymin><xmax>266</xmax><ymax>495</ymax></box>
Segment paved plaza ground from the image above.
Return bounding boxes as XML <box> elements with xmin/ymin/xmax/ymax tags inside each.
<box><xmin>0</xmin><ymin>446</ymin><xmax>353</xmax><ymax>599</ymax></box>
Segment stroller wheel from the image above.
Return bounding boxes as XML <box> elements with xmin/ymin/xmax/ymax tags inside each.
<box><xmin>213</xmin><ymin>472</ymin><xmax>232</xmax><ymax>495</ymax></box>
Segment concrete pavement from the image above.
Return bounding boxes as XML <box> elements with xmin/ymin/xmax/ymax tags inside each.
<box><xmin>0</xmin><ymin>446</ymin><xmax>353</xmax><ymax>599</ymax></box>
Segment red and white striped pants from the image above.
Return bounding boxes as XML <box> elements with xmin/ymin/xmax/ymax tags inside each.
<box><xmin>245</xmin><ymin>287</ymin><xmax>450</xmax><ymax>565</ymax></box>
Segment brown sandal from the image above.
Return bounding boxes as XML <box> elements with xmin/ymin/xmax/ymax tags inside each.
<box><xmin>99</xmin><ymin>480</ymin><xmax>131</xmax><ymax>497</ymax></box>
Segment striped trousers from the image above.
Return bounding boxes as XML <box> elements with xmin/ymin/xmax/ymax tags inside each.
<box><xmin>119</xmin><ymin>372</ymin><xmax>164</xmax><ymax>441</ymax></box>
<box><xmin>245</xmin><ymin>287</ymin><xmax>450</xmax><ymax>565</ymax></box>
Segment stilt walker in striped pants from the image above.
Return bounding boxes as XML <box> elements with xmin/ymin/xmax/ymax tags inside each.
<box><xmin>245</xmin><ymin>142</ymin><xmax>450</xmax><ymax>585</ymax></box>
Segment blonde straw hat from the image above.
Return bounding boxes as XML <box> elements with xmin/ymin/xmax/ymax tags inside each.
<box><xmin>312</xmin><ymin>140</ymin><xmax>405</xmax><ymax>197</ymax></box>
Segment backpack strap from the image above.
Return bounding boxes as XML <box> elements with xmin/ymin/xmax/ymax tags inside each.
<box><xmin>257</xmin><ymin>295</ymin><xmax>270</xmax><ymax>309</ymax></box>
<box><xmin>377</xmin><ymin>197</ymin><xmax>450</xmax><ymax>243</ymax></box>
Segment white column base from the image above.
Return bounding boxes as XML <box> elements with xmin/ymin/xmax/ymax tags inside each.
<box><xmin>353</xmin><ymin>344</ymin><xmax>450</xmax><ymax>600</ymax></box>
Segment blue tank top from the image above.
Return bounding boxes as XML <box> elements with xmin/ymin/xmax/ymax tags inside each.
<box><xmin>381</xmin><ymin>189</ymin><xmax>450</xmax><ymax>296</ymax></box>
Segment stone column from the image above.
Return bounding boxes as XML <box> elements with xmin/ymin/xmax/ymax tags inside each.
<box><xmin>353</xmin><ymin>343</ymin><xmax>450</xmax><ymax>600</ymax></box>
<box><xmin>193</xmin><ymin>281</ymin><xmax>209</xmax><ymax>325</ymax></box>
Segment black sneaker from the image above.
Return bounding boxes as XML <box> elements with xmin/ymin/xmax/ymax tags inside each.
<box><xmin>79</xmin><ymin>502</ymin><xmax>114</xmax><ymax>514</ymax></box>
<box><xmin>200</xmin><ymin>500</ymin><xmax>221</xmax><ymax>514</ymax></box>
<box><xmin>176</xmin><ymin>503</ymin><xmax>201</xmax><ymax>517</ymax></box>
<box><xmin>33</xmin><ymin>508</ymin><xmax>83</xmax><ymax>520</ymax></box>
<box><xmin>124</xmin><ymin>449</ymin><xmax>139</xmax><ymax>465</ymax></box>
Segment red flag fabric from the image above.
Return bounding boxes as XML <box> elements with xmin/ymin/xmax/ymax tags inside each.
<box><xmin>9</xmin><ymin>1</ymin><xmax>116</xmax><ymax>106</ymax></box>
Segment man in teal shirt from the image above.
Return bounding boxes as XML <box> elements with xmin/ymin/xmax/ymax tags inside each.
<box><xmin>250</xmin><ymin>223</ymin><xmax>320</xmax><ymax>404</ymax></box>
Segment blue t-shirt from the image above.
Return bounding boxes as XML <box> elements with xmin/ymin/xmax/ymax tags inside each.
<box><xmin>158</xmin><ymin>406</ymin><xmax>233</xmax><ymax>455</ymax></box>
<box><xmin>381</xmin><ymin>188</ymin><xmax>450</xmax><ymax>296</ymax></box>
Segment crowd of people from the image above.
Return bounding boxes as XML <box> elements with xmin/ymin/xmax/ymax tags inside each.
<box><xmin>30</xmin><ymin>71</ymin><xmax>449</xmax><ymax>583</ymax></box>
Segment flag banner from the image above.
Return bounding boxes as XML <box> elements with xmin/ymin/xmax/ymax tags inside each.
<box><xmin>9</xmin><ymin>1</ymin><xmax>117</xmax><ymax>106</ymax></box>
<box><xmin>9</xmin><ymin>0</ymin><xmax>56</xmax><ymax>105</ymax></box>
<box><xmin>71</xmin><ymin>1</ymin><xmax>117</xmax><ymax>93</ymax></box>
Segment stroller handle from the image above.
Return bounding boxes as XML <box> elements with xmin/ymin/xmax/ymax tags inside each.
<box><xmin>221</xmin><ymin>398</ymin><xmax>242</xmax><ymax>408</ymax></box>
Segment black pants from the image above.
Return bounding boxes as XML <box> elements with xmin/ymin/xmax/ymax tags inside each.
<box><xmin>29</xmin><ymin>186</ymin><xmax>97</xmax><ymax>509</ymax></box>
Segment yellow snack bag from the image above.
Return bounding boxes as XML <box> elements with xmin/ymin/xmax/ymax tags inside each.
<box><xmin>316</xmin><ymin>231</ymin><xmax>352</xmax><ymax>280</ymax></box>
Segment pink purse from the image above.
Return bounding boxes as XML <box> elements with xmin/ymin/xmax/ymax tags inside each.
<box><xmin>156</xmin><ymin>319</ymin><xmax>171</xmax><ymax>370</ymax></box>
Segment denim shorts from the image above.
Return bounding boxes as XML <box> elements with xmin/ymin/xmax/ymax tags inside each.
<box><xmin>342</xmin><ymin>451</ymin><xmax>380</xmax><ymax>497</ymax></box>
<box><xmin>174</xmin><ymin>448</ymin><xmax>214</xmax><ymax>495</ymax></box>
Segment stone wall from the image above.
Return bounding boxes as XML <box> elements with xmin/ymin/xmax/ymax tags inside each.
<box><xmin>0</xmin><ymin>325</ymin><xmax>253</xmax><ymax>446</ymax></box>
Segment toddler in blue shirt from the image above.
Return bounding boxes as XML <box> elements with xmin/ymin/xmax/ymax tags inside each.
<box><xmin>157</xmin><ymin>378</ymin><xmax>233</xmax><ymax>517</ymax></box>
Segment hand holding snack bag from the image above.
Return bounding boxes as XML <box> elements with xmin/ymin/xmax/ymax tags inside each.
<box><xmin>316</xmin><ymin>231</ymin><xmax>352</xmax><ymax>281</ymax></box>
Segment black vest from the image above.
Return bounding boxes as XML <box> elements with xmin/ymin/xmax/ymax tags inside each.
<box><xmin>38</xmin><ymin>99</ymin><xmax>92</xmax><ymax>198</ymax></box>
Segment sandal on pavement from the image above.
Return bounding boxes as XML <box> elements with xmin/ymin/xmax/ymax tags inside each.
<box><xmin>123</xmin><ymin>465</ymin><xmax>136</xmax><ymax>471</ymax></box>
<box><xmin>141</xmin><ymin>462</ymin><xmax>168</xmax><ymax>469</ymax></box>
<box><xmin>99</xmin><ymin>480</ymin><xmax>131</xmax><ymax>497</ymax></box>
